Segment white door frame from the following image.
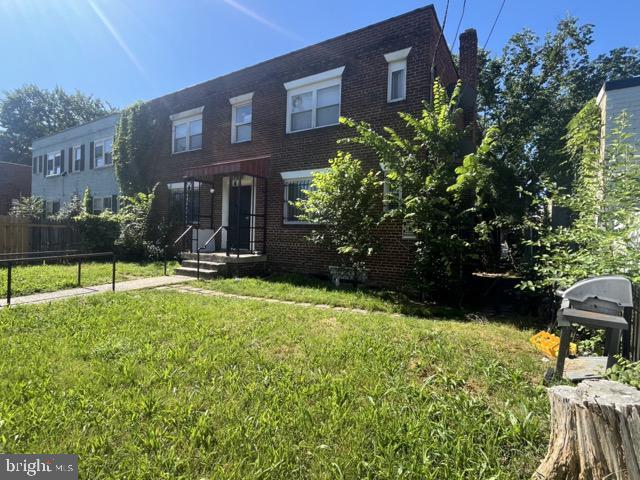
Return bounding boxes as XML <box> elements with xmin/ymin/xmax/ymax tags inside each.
<box><xmin>221</xmin><ymin>175</ymin><xmax>256</xmax><ymax>250</ymax></box>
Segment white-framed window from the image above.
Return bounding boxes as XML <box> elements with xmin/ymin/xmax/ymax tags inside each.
<box><xmin>170</xmin><ymin>106</ymin><xmax>204</xmax><ymax>153</ymax></box>
<box><xmin>384</xmin><ymin>47</ymin><xmax>411</xmax><ymax>102</ymax></box>
<box><xmin>92</xmin><ymin>196</ymin><xmax>114</xmax><ymax>215</ymax></box>
<box><xmin>381</xmin><ymin>164</ymin><xmax>415</xmax><ymax>239</ymax></box>
<box><xmin>280</xmin><ymin>168</ymin><xmax>329</xmax><ymax>223</ymax></box>
<box><xmin>45</xmin><ymin>200</ymin><xmax>60</xmax><ymax>216</ymax></box>
<box><xmin>284</xmin><ymin>66</ymin><xmax>345</xmax><ymax>133</ymax></box>
<box><xmin>94</xmin><ymin>138</ymin><xmax>113</xmax><ymax>168</ymax></box>
<box><xmin>230</xmin><ymin>92</ymin><xmax>253</xmax><ymax>143</ymax></box>
<box><xmin>73</xmin><ymin>145</ymin><xmax>82</xmax><ymax>172</ymax></box>
<box><xmin>46</xmin><ymin>151</ymin><xmax>62</xmax><ymax>176</ymax></box>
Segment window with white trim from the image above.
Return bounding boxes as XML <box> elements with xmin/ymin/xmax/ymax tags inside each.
<box><xmin>46</xmin><ymin>200</ymin><xmax>60</xmax><ymax>216</ymax></box>
<box><xmin>384</xmin><ymin>47</ymin><xmax>411</xmax><ymax>102</ymax></box>
<box><xmin>281</xmin><ymin>168</ymin><xmax>329</xmax><ymax>223</ymax></box>
<box><xmin>95</xmin><ymin>138</ymin><xmax>113</xmax><ymax>168</ymax></box>
<box><xmin>73</xmin><ymin>145</ymin><xmax>82</xmax><ymax>172</ymax></box>
<box><xmin>230</xmin><ymin>93</ymin><xmax>253</xmax><ymax>143</ymax></box>
<box><xmin>381</xmin><ymin>165</ymin><xmax>415</xmax><ymax>239</ymax></box>
<box><xmin>171</xmin><ymin>107</ymin><xmax>204</xmax><ymax>153</ymax></box>
<box><xmin>284</xmin><ymin>67</ymin><xmax>344</xmax><ymax>133</ymax></box>
<box><xmin>46</xmin><ymin>151</ymin><xmax>62</xmax><ymax>176</ymax></box>
<box><xmin>92</xmin><ymin>196</ymin><xmax>114</xmax><ymax>215</ymax></box>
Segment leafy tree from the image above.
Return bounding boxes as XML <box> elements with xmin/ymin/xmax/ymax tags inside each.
<box><xmin>113</xmin><ymin>101</ymin><xmax>155</xmax><ymax>195</ymax></box>
<box><xmin>339</xmin><ymin>80</ymin><xmax>483</xmax><ymax>300</ymax></box>
<box><xmin>116</xmin><ymin>184</ymin><xmax>166</xmax><ymax>259</ymax></box>
<box><xmin>0</xmin><ymin>85</ymin><xmax>113</xmax><ymax>165</ymax></box>
<box><xmin>9</xmin><ymin>196</ymin><xmax>44</xmax><ymax>221</ymax></box>
<box><xmin>294</xmin><ymin>152</ymin><xmax>382</xmax><ymax>284</ymax></box>
<box><xmin>82</xmin><ymin>187</ymin><xmax>93</xmax><ymax>214</ymax></box>
<box><xmin>52</xmin><ymin>195</ymin><xmax>84</xmax><ymax>222</ymax></box>
<box><xmin>523</xmin><ymin>103</ymin><xmax>640</xmax><ymax>291</ymax></box>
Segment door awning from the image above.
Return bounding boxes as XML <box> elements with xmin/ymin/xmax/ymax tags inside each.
<box><xmin>184</xmin><ymin>155</ymin><xmax>270</xmax><ymax>180</ymax></box>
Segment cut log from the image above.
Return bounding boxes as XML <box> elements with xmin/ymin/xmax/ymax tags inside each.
<box><xmin>534</xmin><ymin>380</ymin><xmax>640</xmax><ymax>480</ymax></box>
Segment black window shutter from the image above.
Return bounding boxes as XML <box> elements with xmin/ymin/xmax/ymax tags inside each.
<box><xmin>112</xmin><ymin>194</ymin><xmax>118</xmax><ymax>213</ymax></box>
<box><xmin>80</xmin><ymin>144</ymin><xmax>85</xmax><ymax>171</ymax></box>
<box><xmin>32</xmin><ymin>157</ymin><xmax>37</xmax><ymax>174</ymax></box>
<box><xmin>68</xmin><ymin>147</ymin><xmax>73</xmax><ymax>172</ymax></box>
<box><xmin>42</xmin><ymin>155</ymin><xmax>46</xmax><ymax>177</ymax></box>
<box><xmin>89</xmin><ymin>141</ymin><xmax>94</xmax><ymax>169</ymax></box>
<box><xmin>38</xmin><ymin>155</ymin><xmax>42</xmax><ymax>173</ymax></box>
<box><xmin>60</xmin><ymin>149</ymin><xmax>65</xmax><ymax>174</ymax></box>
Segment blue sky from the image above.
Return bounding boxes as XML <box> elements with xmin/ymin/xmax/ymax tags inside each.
<box><xmin>0</xmin><ymin>0</ymin><xmax>638</xmax><ymax>108</ymax></box>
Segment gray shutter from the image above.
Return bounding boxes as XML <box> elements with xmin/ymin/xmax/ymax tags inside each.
<box><xmin>112</xmin><ymin>194</ymin><xmax>118</xmax><ymax>213</ymax></box>
<box><xmin>89</xmin><ymin>141</ymin><xmax>94</xmax><ymax>169</ymax></box>
<box><xmin>68</xmin><ymin>147</ymin><xmax>73</xmax><ymax>172</ymax></box>
<box><xmin>60</xmin><ymin>149</ymin><xmax>65</xmax><ymax>174</ymax></box>
<box><xmin>42</xmin><ymin>155</ymin><xmax>46</xmax><ymax>177</ymax></box>
<box><xmin>32</xmin><ymin>157</ymin><xmax>37</xmax><ymax>174</ymax></box>
<box><xmin>80</xmin><ymin>144</ymin><xmax>85</xmax><ymax>171</ymax></box>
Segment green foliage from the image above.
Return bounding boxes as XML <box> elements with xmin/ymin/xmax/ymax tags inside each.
<box><xmin>605</xmin><ymin>358</ymin><xmax>640</xmax><ymax>390</ymax></box>
<box><xmin>113</xmin><ymin>101</ymin><xmax>155</xmax><ymax>196</ymax></box>
<box><xmin>525</xmin><ymin>103</ymin><xmax>640</xmax><ymax>291</ymax></box>
<box><xmin>295</xmin><ymin>152</ymin><xmax>382</xmax><ymax>274</ymax></box>
<box><xmin>0</xmin><ymin>85</ymin><xmax>112</xmax><ymax>165</ymax></box>
<box><xmin>9</xmin><ymin>196</ymin><xmax>44</xmax><ymax>221</ymax></box>
<box><xmin>340</xmin><ymin>80</ymin><xmax>486</xmax><ymax>299</ymax></box>
<box><xmin>82</xmin><ymin>187</ymin><xmax>92</xmax><ymax>214</ymax></box>
<box><xmin>0</xmin><ymin>289</ymin><xmax>548</xmax><ymax>478</ymax></box>
<box><xmin>73</xmin><ymin>211</ymin><xmax>120</xmax><ymax>253</ymax></box>
<box><xmin>51</xmin><ymin>195</ymin><xmax>84</xmax><ymax>222</ymax></box>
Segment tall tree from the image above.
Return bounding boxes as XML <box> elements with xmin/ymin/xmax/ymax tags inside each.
<box><xmin>0</xmin><ymin>85</ymin><xmax>113</xmax><ymax>165</ymax></box>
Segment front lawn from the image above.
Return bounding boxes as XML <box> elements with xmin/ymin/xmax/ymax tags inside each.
<box><xmin>0</xmin><ymin>289</ymin><xmax>548</xmax><ymax>479</ymax></box>
<box><xmin>0</xmin><ymin>260</ymin><xmax>177</xmax><ymax>298</ymax></box>
<box><xmin>196</xmin><ymin>274</ymin><xmax>461</xmax><ymax>318</ymax></box>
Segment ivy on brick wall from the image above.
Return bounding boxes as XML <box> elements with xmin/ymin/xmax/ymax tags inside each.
<box><xmin>113</xmin><ymin>101</ymin><xmax>155</xmax><ymax>196</ymax></box>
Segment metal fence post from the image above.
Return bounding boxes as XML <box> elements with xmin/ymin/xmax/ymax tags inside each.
<box><xmin>7</xmin><ymin>262</ymin><xmax>12</xmax><ymax>306</ymax></box>
<box><xmin>197</xmin><ymin>249</ymin><xmax>200</xmax><ymax>280</ymax></box>
<box><xmin>163</xmin><ymin>247</ymin><xmax>167</xmax><ymax>276</ymax></box>
<box><xmin>112</xmin><ymin>254</ymin><xmax>116</xmax><ymax>292</ymax></box>
<box><xmin>77</xmin><ymin>258</ymin><xmax>82</xmax><ymax>287</ymax></box>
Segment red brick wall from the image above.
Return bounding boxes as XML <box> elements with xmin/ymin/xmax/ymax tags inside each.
<box><xmin>0</xmin><ymin>162</ymin><xmax>31</xmax><ymax>215</ymax></box>
<box><xmin>145</xmin><ymin>6</ymin><xmax>471</xmax><ymax>287</ymax></box>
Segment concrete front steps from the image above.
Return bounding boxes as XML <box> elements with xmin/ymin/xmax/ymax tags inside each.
<box><xmin>175</xmin><ymin>252</ymin><xmax>267</xmax><ymax>279</ymax></box>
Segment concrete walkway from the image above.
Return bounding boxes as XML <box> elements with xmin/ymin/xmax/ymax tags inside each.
<box><xmin>162</xmin><ymin>283</ymin><xmax>403</xmax><ymax>317</ymax></box>
<box><xmin>0</xmin><ymin>275</ymin><xmax>195</xmax><ymax>308</ymax></box>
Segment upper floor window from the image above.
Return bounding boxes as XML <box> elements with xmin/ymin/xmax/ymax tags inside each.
<box><xmin>73</xmin><ymin>145</ymin><xmax>82</xmax><ymax>172</ymax></box>
<box><xmin>170</xmin><ymin>106</ymin><xmax>204</xmax><ymax>153</ymax></box>
<box><xmin>230</xmin><ymin>92</ymin><xmax>253</xmax><ymax>143</ymax></box>
<box><xmin>95</xmin><ymin>138</ymin><xmax>113</xmax><ymax>168</ymax></box>
<box><xmin>284</xmin><ymin>66</ymin><xmax>345</xmax><ymax>133</ymax></box>
<box><xmin>384</xmin><ymin>47</ymin><xmax>411</xmax><ymax>102</ymax></box>
<box><xmin>47</xmin><ymin>151</ymin><xmax>62</xmax><ymax>176</ymax></box>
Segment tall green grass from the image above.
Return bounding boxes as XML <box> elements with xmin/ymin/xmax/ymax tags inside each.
<box><xmin>0</xmin><ymin>290</ymin><xmax>548</xmax><ymax>479</ymax></box>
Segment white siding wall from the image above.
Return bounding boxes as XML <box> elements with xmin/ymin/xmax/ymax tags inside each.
<box><xmin>598</xmin><ymin>85</ymin><xmax>640</xmax><ymax>154</ymax></box>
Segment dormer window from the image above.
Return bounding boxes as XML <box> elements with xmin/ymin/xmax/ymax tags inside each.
<box><xmin>284</xmin><ymin>66</ymin><xmax>345</xmax><ymax>133</ymax></box>
<box><xmin>170</xmin><ymin>106</ymin><xmax>204</xmax><ymax>153</ymax></box>
<box><xmin>384</xmin><ymin>47</ymin><xmax>411</xmax><ymax>102</ymax></box>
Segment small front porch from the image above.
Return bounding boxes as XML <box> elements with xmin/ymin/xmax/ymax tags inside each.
<box><xmin>170</xmin><ymin>156</ymin><xmax>270</xmax><ymax>278</ymax></box>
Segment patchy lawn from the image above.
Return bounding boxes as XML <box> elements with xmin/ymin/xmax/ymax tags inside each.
<box><xmin>0</xmin><ymin>289</ymin><xmax>548</xmax><ymax>479</ymax></box>
<box><xmin>195</xmin><ymin>274</ymin><xmax>462</xmax><ymax>318</ymax></box>
<box><xmin>0</xmin><ymin>261</ymin><xmax>177</xmax><ymax>298</ymax></box>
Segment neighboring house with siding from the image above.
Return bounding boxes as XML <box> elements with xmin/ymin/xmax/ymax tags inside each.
<box><xmin>138</xmin><ymin>5</ymin><xmax>478</xmax><ymax>286</ymax></box>
<box><xmin>0</xmin><ymin>161</ymin><xmax>31</xmax><ymax>215</ymax></box>
<box><xmin>597</xmin><ymin>76</ymin><xmax>640</xmax><ymax>155</ymax></box>
<box><xmin>31</xmin><ymin>113</ymin><xmax>120</xmax><ymax>215</ymax></box>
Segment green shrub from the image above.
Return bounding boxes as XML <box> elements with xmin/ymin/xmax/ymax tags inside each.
<box><xmin>605</xmin><ymin>358</ymin><xmax>640</xmax><ymax>389</ymax></box>
<box><xmin>73</xmin><ymin>211</ymin><xmax>120</xmax><ymax>252</ymax></box>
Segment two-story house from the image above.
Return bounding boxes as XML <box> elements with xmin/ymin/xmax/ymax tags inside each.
<box><xmin>31</xmin><ymin>113</ymin><xmax>120</xmax><ymax>215</ymax></box>
<box><xmin>597</xmin><ymin>76</ymin><xmax>640</xmax><ymax>155</ymax></box>
<box><xmin>141</xmin><ymin>5</ymin><xmax>478</xmax><ymax>286</ymax></box>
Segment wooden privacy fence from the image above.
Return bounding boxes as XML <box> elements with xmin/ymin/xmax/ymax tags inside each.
<box><xmin>0</xmin><ymin>216</ymin><xmax>81</xmax><ymax>254</ymax></box>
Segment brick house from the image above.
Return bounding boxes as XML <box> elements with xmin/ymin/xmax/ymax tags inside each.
<box><xmin>0</xmin><ymin>161</ymin><xmax>31</xmax><ymax>215</ymax></box>
<box><xmin>143</xmin><ymin>5</ymin><xmax>478</xmax><ymax>286</ymax></box>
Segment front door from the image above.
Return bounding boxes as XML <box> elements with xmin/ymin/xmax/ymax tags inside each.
<box><xmin>228</xmin><ymin>185</ymin><xmax>252</xmax><ymax>250</ymax></box>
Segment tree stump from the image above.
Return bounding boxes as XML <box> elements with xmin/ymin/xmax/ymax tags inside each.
<box><xmin>534</xmin><ymin>380</ymin><xmax>640</xmax><ymax>480</ymax></box>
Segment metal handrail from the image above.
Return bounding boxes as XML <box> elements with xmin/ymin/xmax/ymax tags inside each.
<box><xmin>2</xmin><ymin>251</ymin><xmax>116</xmax><ymax>307</ymax></box>
<box><xmin>173</xmin><ymin>225</ymin><xmax>193</xmax><ymax>245</ymax></box>
<box><xmin>195</xmin><ymin>226</ymin><xmax>227</xmax><ymax>280</ymax></box>
<box><xmin>0</xmin><ymin>249</ymin><xmax>78</xmax><ymax>258</ymax></box>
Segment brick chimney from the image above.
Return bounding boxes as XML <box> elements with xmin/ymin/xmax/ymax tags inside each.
<box><xmin>459</xmin><ymin>28</ymin><xmax>478</xmax><ymax>125</ymax></box>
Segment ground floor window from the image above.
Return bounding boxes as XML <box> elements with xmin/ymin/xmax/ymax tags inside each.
<box><xmin>283</xmin><ymin>178</ymin><xmax>312</xmax><ymax>223</ymax></box>
<box><xmin>168</xmin><ymin>182</ymin><xmax>199</xmax><ymax>225</ymax></box>
<box><xmin>45</xmin><ymin>200</ymin><xmax>60</xmax><ymax>216</ymax></box>
<box><xmin>92</xmin><ymin>196</ymin><xmax>116</xmax><ymax>215</ymax></box>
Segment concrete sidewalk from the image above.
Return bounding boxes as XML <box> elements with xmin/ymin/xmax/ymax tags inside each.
<box><xmin>0</xmin><ymin>275</ymin><xmax>195</xmax><ymax>308</ymax></box>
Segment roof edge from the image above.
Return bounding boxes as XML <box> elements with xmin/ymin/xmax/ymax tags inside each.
<box><xmin>32</xmin><ymin>111</ymin><xmax>120</xmax><ymax>145</ymax></box>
